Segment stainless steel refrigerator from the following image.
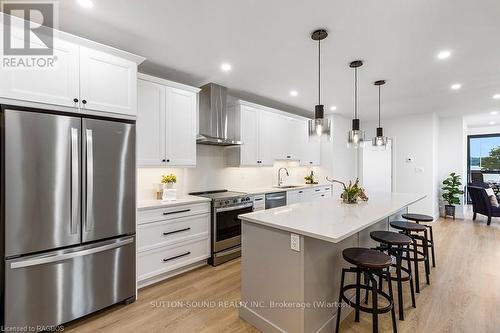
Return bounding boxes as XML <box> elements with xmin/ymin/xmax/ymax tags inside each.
<box><xmin>1</xmin><ymin>106</ymin><xmax>136</xmax><ymax>329</ymax></box>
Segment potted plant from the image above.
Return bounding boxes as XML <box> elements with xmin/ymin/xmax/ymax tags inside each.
<box><xmin>326</xmin><ymin>177</ymin><xmax>369</xmax><ymax>204</ymax></box>
<box><xmin>161</xmin><ymin>173</ymin><xmax>177</xmax><ymax>189</ymax></box>
<box><xmin>441</xmin><ymin>172</ymin><xmax>464</xmax><ymax>219</ymax></box>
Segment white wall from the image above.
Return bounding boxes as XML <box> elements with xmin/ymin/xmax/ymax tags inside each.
<box><xmin>318</xmin><ymin>114</ymin><xmax>357</xmax><ymax>197</ymax></box>
<box><xmin>363</xmin><ymin>113</ymin><xmax>439</xmax><ymax>217</ymax></box>
<box><xmin>438</xmin><ymin>116</ymin><xmax>466</xmax><ymax>218</ymax></box>
<box><xmin>138</xmin><ymin>145</ymin><xmax>325</xmax><ymax>201</ymax></box>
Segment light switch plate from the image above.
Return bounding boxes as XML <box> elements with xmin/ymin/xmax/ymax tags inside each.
<box><xmin>291</xmin><ymin>233</ymin><xmax>300</xmax><ymax>251</ymax></box>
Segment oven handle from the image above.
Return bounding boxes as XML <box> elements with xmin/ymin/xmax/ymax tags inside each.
<box><xmin>215</xmin><ymin>202</ymin><xmax>254</xmax><ymax>213</ymax></box>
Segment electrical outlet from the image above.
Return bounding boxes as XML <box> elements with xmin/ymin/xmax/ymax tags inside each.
<box><xmin>290</xmin><ymin>233</ymin><xmax>300</xmax><ymax>252</ymax></box>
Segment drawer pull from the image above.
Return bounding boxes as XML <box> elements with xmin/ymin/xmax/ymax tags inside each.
<box><xmin>315</xmin><ymin>189</ymin><xmax>320</xmax><ymax>192</ymax></box>
<box><xmin>163</xmin><ymin>209</ymin><xmax>191</xmax><ymax>216</ymax></box>
<box><xmin>163</xmin><ymin>227</ymin><xmax>191</xmax><ymax>236</ymax></box>
<box><xmin>163</xmin><ymin>251</ymin><xmax>191</xmax><ymax>262</ymax></box>
<box><xmin>298</xmin><ymin>191</ymin><xmax>303</xmax><ymax>194</ymax></box>
<box><xmin>254</xmin><ymin>198</ymin><xmax>263</xmax><ymax>201</ymax></box>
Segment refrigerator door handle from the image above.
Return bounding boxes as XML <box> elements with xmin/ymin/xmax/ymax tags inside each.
<box><xmin>10</xmin><ymin>237</ymin><xmax>134</xmax><ymax>269</ymax></box>
<box><xmin>85</xmin><ymin>128</ymin><xmax>94</xmax><ymax>233</ymax></box>
<box><xmin>70</xmin><ymin>127</ymin><xmax>79</xmax><ymax>235</ymax></box>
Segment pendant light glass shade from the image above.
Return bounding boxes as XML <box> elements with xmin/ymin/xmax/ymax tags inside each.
<box><xmin>372</xmin><ymin>80</ymin><xmax>388</xmax><ymax>148</ymax></box>
<box><xmin>308</xmin><ymin>29</ymin><xmax>332</xmax><ymax>141</ymax></box>
<box><xmin>347</xmin><ymin>60</ymin><xmax>364</xmax><ymax>148</ymax></box>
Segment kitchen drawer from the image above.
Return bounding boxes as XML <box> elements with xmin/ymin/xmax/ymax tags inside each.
<box><xmin>137</xmin><ymin>238</ymin><xmax>209</xmax><ymax>281</ymax></box>
<box><xmin>138</xmin><ymin>202</ymin><xmax>210</xmax><ymax>224</ymax></box>
<box><xmin>253</xmin><ymin>194</ymin><xmax>265</xmax><ymax>211</ymax></box>
<box><xmin>137</xmin><ymin>213</ymin><xmax>210</xmax><ymax>252</ymax></box>
<box><xmin>312</xmin><ymin>186</ymin><xmax>332</xmax><ymax>194</ymax></box>
<box><xmin>312</xmin><ymin>191</ymin><xmax>332</xmax><ymax>199</ymax></box>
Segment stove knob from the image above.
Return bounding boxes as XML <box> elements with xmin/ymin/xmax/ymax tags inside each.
<box><xmin>225</xmin><ymin>200</ymin><xmax>229</xmax><ymax>205</ymax></box>
<box><xmin>233</xmin><ymin>199</ymin><xmax>238</xmax><ymax>203</ymax></box>
<box><xmin>246</xmin><ymin>197</ymin><xmax>251</xmax><ymax>201</ymax></box>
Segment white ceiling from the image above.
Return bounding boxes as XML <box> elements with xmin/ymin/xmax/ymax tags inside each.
<box><xmin>57</xmin><ymin>0</ymin><xmax>500</xmax><ymax>120</ymax></box>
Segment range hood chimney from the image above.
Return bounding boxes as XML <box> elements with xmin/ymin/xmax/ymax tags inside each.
<box><xmin>196</xmin><ymin>83</ymin><xmax>242</xmax><ymax>146</ymax></box>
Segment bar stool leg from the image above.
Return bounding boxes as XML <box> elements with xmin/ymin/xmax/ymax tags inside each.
<box><xmin>371</xmin><ymin>275</ymin><xmax>379</xmax><ymax>333</ymax></box>
<box><xmin>364</xmin><ymin>272</ymin><xmax>370</xmax><ymax>305</ymax></box>
<box><xmin>335</xmin><ymin>269</ymin><xmax>346</xmax><ymax>333</ymax></box>
<box><xmin>405</xmin><ymin>244</ymin><xmax>416</xmax><ymax>308</ymax></box>
<box><xmin>428</xmin><ymin>225</ymin><xmax>436</xmax><ymax>267</ymax></box>
<box><xmin>395</xmin><ymin>246</ymin><xmax>404</xmax><ymax>321</ymax></box>
<box><xmin>412</xmin><ymin>236</ymin><xmax>420</xmax><ymax>293</ymax></box>
<box><xmin>355</xmin><ymin>269</ymin><xmax>361</xmax><ymax>322</ymax></box>
<box><xmin>386</xmin><ymin>271</ymin><xmax>398</xmax><ymax>333</ymax></box>
<box><xmin>423</xmin><ymin>230</ymin><xmax>431</xmax><ymax>285</ymax></box>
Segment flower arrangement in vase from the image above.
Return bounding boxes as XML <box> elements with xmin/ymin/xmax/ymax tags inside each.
<box><xmin>326</xmin><ymin>177</ymin><xmax>368</xmax><ymax>204</ymax></box>
<box><xmin>161</xmin><ymin>173</ymin><xmax>177</xmax><ymax>189</ymax></box>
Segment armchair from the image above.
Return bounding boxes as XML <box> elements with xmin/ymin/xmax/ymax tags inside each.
<box><xmin>467</xmin><ymin>184</ymin><xmax>500</xmax><ymax>225</ymax></box>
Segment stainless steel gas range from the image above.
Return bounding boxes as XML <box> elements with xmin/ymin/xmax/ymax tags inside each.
<box><xmin>189</xmin><ymin>190</ymin><xmax>253</xmax><ymax>266</ymax></box>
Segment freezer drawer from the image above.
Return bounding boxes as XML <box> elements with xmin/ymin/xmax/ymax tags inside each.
<box><xmin>5</xmin><ymin>236</ymin><xmax>136</xmax><ymax>329</ymax></box>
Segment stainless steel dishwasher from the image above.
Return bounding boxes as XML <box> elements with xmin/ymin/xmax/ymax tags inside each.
<box><xmin>265</xmin><ymin>192</ymin><xmax>287</xmax><ymax>209</ymax></box>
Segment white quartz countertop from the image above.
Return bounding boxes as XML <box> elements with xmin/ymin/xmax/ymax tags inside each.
<box><xmin>231</xmin><ymin>183</ymin><xmax>332</xmax><ymax>195</ymax></box>
<box><xmin>137</xmin><ymin>195</ymin><xmax>211</xmax><ymax>211</ymax></box>
<box><xmin>239</xmin><ymin>192</ymin><xmax>426</xmax><ymax>243</ymax></box>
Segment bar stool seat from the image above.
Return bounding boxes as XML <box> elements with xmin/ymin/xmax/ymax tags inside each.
<box><xmin>390</xmin><ymin>221</ymin><xmax>426</xmax><ymax>232</ymax></box>
<box><xmin>402</xmin><ymin>213</ymin><xmax>433</xmax><ymax>222</ymax></box>
<box><xmin>370</xmin><ymin>230</ymin><xmax>413</xmax><ymax>246</ymax></box>
<box><xmin>343</xmin><ymin>247</ymin><xmax>393</xmax><ymax>269</ymax></box>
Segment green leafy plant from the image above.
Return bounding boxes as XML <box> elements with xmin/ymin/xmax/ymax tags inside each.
<box><xmin>161</xmin><ymin>173</ymin><xmax>177</xmax><ymax>184</ymax></box>
<box><xmin>326</xmin><ymin>177</ymin><xmax>368</xmax><ymax>203</ymax></box>
<box><xmin>441</xmin><ymin>172</ymin><xmax>464</xmax><ymax>206</ymax></box>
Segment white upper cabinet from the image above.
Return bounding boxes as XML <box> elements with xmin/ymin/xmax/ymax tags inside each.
<box><xmin>227</xmin><ymin>100</ymin><xmax>321</xmax><ymax>167</ymax></box>
<box><xmin>137</xmin><ymin>80</ymin><xmax>166</xmax><ymax>166</ymax></box>
<box><xmin>137</xmin><ymin>74</ymin><xmax>199</xmax><ymax>167</ymax></box>
<box><xmin>165</xmin><ymin>87</ymin><xmax>197</xmax><ymax>166</ymax></box>
<box><xmin>80</xmin><ymin>47</ymin><xmax>138</xmax><ymax>116</ymax></box>
<box><xmin>0</xmin><ymin>37</ymin><xmax>80</xmax><ymax>108</ymax></box>
<box><xmin>0</xmin><ymin>22</ymin><xmax>144</xmax><ymax>116</ymax></box>
<box><xmin>239</xmin><ymin>106</ymin><xmax>260</xmax><ymax>166</ymax></box>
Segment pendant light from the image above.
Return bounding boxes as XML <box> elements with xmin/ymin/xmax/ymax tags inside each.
<box><xmin>347</xmin><ymin>60</ymin><xmax>365</xmax><ymax>148</ymax></box>
<box><xmin>372</xmin><ymin>80</ymin><xmax>388</xmax><ymax>147</ymax></box>
<box><xmin>308</xmin><ymin>29</ymin><xmax>332</xmax><ymax>140</ymax></box>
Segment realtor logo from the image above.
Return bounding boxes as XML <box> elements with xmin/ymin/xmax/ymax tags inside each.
<box><xmin>1</xmin><ymin>1</ymin><xmax>58</xmax><ymax>68</ymax></box>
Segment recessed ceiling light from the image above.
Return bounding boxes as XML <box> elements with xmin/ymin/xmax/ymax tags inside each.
<box><xmin>493</xmin><ymin>94</ymin><xmax>500</xmax><ymax>99</ymax></box>
<box><xmin>289</xmin><ymin>90</ymin><xmax>298</xmax><ymax>97</ymax></box>
<box><xmin>491</xmin><ymin>111</ymin><xmax>498</xmax><ymax>115</ymax></box>
<box><xmin>77</xmin><ymin>0</ymin><xmax>94</xmax><ymax>8</ymax></box>
<box><xmin>220</xmin><ymin>63</ymin><xmax>232</xmax><ymax>72</ymax></box>
<box><xmin>489</xmin><ymin>121</ymin><xmax>496</xmax><ymax>125</ymax></box>
<box><xmin>451</xmin><ymin>83</ymin><xmax>462</xmax><ymax>90</ymax></box>
<box><xmin>437</xmin><ymin>50</ymin><xmax>451</xmax><ymax>60</ymax></box>
<box><xmin>329</xmin><ymin>106</ymin><xmax>337</xmax><ymax>111</ymax></box>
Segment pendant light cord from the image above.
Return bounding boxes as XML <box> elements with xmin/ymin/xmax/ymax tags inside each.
<box><xmin>318</xmin><ymin>38</ymin><xmax>321</xmax><ymax>105</ymax></box>
<box><xmin>354</xmin><ymin>67</ymin><xmax>358</xmax><ymax>119</ymax></box>
<box><xmin>378</xmin><ymin>85</ymin><xmax>381</xmax><ymax>127</ymax></box>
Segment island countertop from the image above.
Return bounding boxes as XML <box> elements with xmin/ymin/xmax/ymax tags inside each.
<box><xmin>239</xmin><ymin>192</ymin><xmax>426</xmax><ymax>243</ymax></box>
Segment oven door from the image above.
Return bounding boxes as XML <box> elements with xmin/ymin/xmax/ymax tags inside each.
<box><xmin>213</xmin><ymin>203</ymin><xmax>253</xmax><ymax>252</ymax></box>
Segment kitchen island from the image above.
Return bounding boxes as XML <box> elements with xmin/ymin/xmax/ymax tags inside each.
<box><xmin>238</xmin><ymin>192</ymin><xmax>426</xmax><ymax>333</ymax></box>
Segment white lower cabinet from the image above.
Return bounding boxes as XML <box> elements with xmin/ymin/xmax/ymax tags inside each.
<box><xmin>287</xmin><ymin>185</ymin><xmax>332</xmax><ymax>204</ymax></box>
<box><xmin>137</xmin><ymin>202</ymin><xmax>210</xmax><ymax>287</ymax></box>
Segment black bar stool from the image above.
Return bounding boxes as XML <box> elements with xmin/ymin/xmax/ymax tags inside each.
<box><xmin>402</xmin><ymin>213</ymin><xmax>436</xmax><ymax>267</ymax></box>
<box><xmin>389</xmin><ymin>221</ymin><xmax>430</xmax><ymax>293</ymax></box>
<box><xmin>335</xmin><ymin>247</ymin><xmax>397</xmax><ymax>333</ymax></box>
<box><xmin>369</xmin><ymin>231</ymin><xmax>416</xmax><ymax>321</ymax></box>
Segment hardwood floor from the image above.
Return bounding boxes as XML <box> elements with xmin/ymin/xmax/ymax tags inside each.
<box><xmin>66</xmin><ymin>217</ymin><xmax>500</xmax><ymax>333</ymax></box>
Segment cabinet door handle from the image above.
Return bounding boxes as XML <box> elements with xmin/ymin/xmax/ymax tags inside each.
<box><xmin>298</xmin><ymin>191</ymin><xmax>303</xmax><ymax>194</ymax></box>
<box><xmin>254</xmin><ymin>198</ymin><xmax>263</xmax><ymax>201</ymax></box>
<box><xmin>73</xmin><ymin>98</ymin><xmax>79</xmax><ymax>103</ymax></box>
<box><xmin>162</xmin><ymin>159</ymin><xmax>166</xmax><ymax>162</ymax></box>
<box><xmin>163</xmin><ymin>227</ymin><xmax>191</xmax><ymax>236</ymax></box>
<box><xmin>286</xmin><ymin>155</ymin><xmax>291</xmax><ymax>159</ymax></box>
<box><xmin>166</xmin><ymin>159</ymin><xmax>170</xmax><ymax>163</ymax></box>
<box><xmin>315</xmin><ymin>189</ymin><xmax>320</xmax><ymax>192</ymax></box>
<box><xmin>163</xmin><ymin>252</ymin><xmax>191</xmax><ymax>262</ymax></box>
<box><xmin>163</xmin><ymin>209</ymin><xmax>191</xmax><ymax>216</ymax></box>
<box><xmin>82</xmin><ymin>100</ymin><xmax>87</xmax><ymax>105</ymax></box>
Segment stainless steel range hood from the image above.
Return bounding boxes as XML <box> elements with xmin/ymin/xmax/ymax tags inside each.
<box><xmin>197</xmin><ymin>83</ymin><xmax>242</xmax><ymax>146</ymax></box>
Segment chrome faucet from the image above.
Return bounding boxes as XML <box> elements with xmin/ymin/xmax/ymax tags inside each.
<box><xmin>277</xmin><ymin>167</ymin><xmax>289</xmax><ymax>187</ymax></box>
